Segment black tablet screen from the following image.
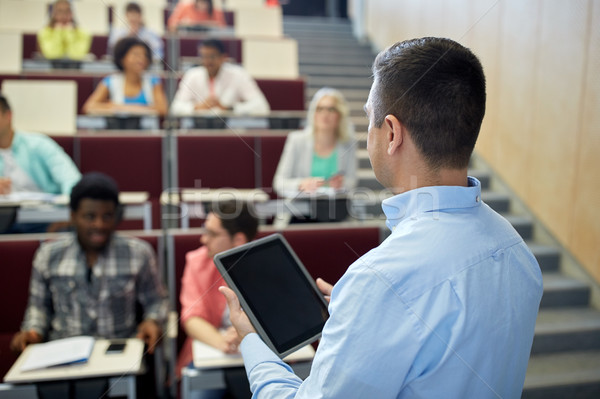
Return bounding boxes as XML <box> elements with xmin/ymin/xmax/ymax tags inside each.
<box><xmin>217</xmin><ymin>238</ymin><xmax>329</xmax><ymax>353</ymax></box>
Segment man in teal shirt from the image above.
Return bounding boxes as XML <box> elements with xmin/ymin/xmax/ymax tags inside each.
<box><xmin>220</xmin><ymin>38</ymin><xmax>543</xmax><ymax>398</ymax></box>
<box><xmin>0</xmin><ymin>94</ymin><xmax>81</xmax><ymax>232</ymax></box>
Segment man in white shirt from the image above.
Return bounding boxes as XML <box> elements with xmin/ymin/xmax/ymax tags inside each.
<box><xmin>108</xmin><ymin>2</ymin><xmax>164</xmax><ymax>61</ymax></box>
<box><xmin>170</xmin><ymin>39</ymin><xmax>271</xmax><ymax>115</ymax></box>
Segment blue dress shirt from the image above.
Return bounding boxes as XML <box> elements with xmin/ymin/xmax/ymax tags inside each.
<box><xmin>240</xmin><ymin>177</ymin><xmax>543</xmax><ymax>398</ymax></box>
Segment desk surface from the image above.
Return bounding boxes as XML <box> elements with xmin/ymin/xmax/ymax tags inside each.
<box><xmin>4</xmin><ymin>338</ymin><xmax>144</xmax><ymax>384</ymax></box>
<box><xmin>192</xmin><ymin>340</ymin><xmax>315</xmax><ymax>370</ymax></box>
<box><xmin>0</xmin><ymin>192</ymin><xmax>149</xmax><ymax>207</ymax></box>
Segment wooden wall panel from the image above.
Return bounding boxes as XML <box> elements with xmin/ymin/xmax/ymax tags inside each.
<box><xmin>468</xmin><ymin>0</ymin><xmax>502</xmax><ymax>159</ymax></box>
<box><xmin>490</xmin><ymin>0</ymin><xmax>542</xmax><ymax>198</ymax></box>
<box><xmin>571</xmin><ymin>2</ymin><xmax>600</xmax><ymax>281</ymax></box>
<box><xmin>528</xmin><ymin>1</ymin><xmax>589</xmax><ymax>243</ymax></box>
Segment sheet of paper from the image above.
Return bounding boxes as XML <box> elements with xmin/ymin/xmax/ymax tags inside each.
<box><xmin>192</xmin><ymin>339</ymin><xmax>315</xmax><ymax>369</ymax></box>
<box><xmin>20</xmin><ymin>336</ymin><xmax>95</xmax><ymax>372</ymax></box>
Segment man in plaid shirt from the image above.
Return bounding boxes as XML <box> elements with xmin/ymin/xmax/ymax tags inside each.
<box><xmin>11</xmin><ymin>172</ymin><xmax>168</xmax><ymax>353</ymax></box>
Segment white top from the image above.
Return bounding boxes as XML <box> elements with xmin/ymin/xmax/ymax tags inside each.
<box><xmin>0</xmin><ymin>148</ymin><xmax>43</xmax><ymax>193</ymax></box>
<box><xmin>170</xmin><ymin>63</ymin><xmax>271</xmax><ymax>116</ymax></box>
<box><xmin>272</xmin><ymin>129</ymin><xmax>357</xmax><ymax>196</ymax></box>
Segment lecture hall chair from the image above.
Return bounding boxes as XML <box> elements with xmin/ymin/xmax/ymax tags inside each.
<box><xmin>0</xmin><ymin>237</ymin><xmax>42</xmax><ymax>381</ymax></box>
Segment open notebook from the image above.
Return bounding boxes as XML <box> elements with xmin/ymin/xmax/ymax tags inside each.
<box><xmin>20</xmin><ymin>336</ymin><xmax>95</xmax><ymax>372</ymax></box>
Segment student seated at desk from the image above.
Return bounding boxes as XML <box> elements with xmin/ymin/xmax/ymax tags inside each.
<box><xmin>167</xmin><ymin>0</ymin><xmax>226</xmax><ymax>33</ymax></box>
<box><xmin>171</xmin><ymin>39</ymin><xmax>270</xmax><ymax>116</ymax></box>
<box><xmin>83</xmin><ymin>37</ymin><xmax>168</xmax><ymax>116</ymax></box>
<box><xmin>37</xmin><ymin>0</ymin><xmax>92</xmax><ymax>61</ymax></box>
<box><xmin>10</xmin><ymin>172</ymin><xmax>168</xmax><ymax>353</ymax></box>
<box><xmin>0</xmin><ymin>94</ymin><xmax>81</xmax><ymax>233</ymax></box>
<box><xmin>272</xmin><ymin>87</ymin><xmax>357</xmax><ymax>196</ymax></box>
<box><xmin>108</xmin><ymin>2</ymin><xmax>164</xmax><ymax>62</ymax></box>
<box><xmin>178</xmin><ymin>201</ymin><xmax>258</xmax><ymax>399</ymax></box>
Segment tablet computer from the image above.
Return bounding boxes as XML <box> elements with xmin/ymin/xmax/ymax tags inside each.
<box><xmin>214</xmin><ymin>233</ymin><xmax>329</xmax><ymax>358</ymax></box>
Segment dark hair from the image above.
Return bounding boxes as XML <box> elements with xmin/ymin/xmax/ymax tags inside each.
<box><xmin>371</xmin><ymin>37</ymin><xmax>486</xmax><ymax>170</ymax></box>
<box><xmin>113</xmin><ymin>37</ymin><xmax>152</xmax><ymax>71</ymax></box>
<box><xmin>125</xmin><ymin>2</ymin><xmax>142</xmax><ymax>14</ymax></box>
<box><xmin>209</xmin><ymin>200</ymin><xmax>258</xmax><ymax>242</ymax></box>
<box><xmin>0</xmin><ymin>94</ymin><xmax>10</xmax><ymax>113</ymax></box>
<box><xmin>199</xmin><ymin>39</ymin><xmax>225</xmax><ymax>55</ymax></box>
<box><xmin>70</xmin><ymin>172</ymin><xmax>120</xmax><ymax>211</ymax></box>
<box><xmin>196</xmin><ymin>0</ymin><xmax>214</xmax><ymax>16</ymax></box>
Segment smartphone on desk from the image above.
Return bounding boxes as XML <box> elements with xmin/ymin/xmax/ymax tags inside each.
<box><xmin>105</xmin><ymin>341</ymin><xmax>127</xmax><ymax>354</ymax></box>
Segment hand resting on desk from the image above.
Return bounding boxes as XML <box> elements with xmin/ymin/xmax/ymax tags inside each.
<box><xmin>10</xmin><ymin>330</ymin><xmax>43</xmax><ymax>353</ymax></box>
<box><xmin>136</xmin><ymin>319</ymin><xmax>162</xmax><ymax>354</ymax></box>
<box><xmin>0</xmin><ymin>177</ymin><xmax>11</xmax><ymax>195</ymax></box>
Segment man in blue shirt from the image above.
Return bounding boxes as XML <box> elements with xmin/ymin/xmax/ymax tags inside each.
<box><xmin>220</xmin><ymin>37</ymin><xmax>544</xmax><ymax>398</ymax></box>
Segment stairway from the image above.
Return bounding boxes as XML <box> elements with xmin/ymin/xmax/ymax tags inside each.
<box><xmin>283</xmin><ymin>15</ymin><xmax>600</xmax><ymax>398</ymax></box>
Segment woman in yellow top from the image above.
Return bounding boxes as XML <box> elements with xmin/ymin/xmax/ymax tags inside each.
<box><xmin>37</xmin><ymin>0</ymin><xmax>91</xmax><ymax>60</ymax></box>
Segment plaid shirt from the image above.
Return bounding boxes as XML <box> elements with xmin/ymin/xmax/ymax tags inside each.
<box><xmin>22</xmin><ymin>233</ymin><xmax>168</xmax><ymax>341</ymax></box>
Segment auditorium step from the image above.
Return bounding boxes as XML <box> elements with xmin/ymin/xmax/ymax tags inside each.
<box><xmin>522</xmin><ymin>351</ymin><xmax>600</xmax><ymax>398</ymax></box>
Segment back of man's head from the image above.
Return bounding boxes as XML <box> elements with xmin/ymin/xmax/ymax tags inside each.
<box><xmin>70</xmin><ymin>172</ymin><xmax>120</xmax><ymax>212</ymax></box>
<box><xmin>0</xmin><ymin>94</ymin><xmax>11</xmax><ymax>114</ymax></box>
<box><xmin>210</xmin><ymin>200</ymin><xmax>258</xmax><ymax>243</ymax></box>
<box><xmin>371</xmin><ymin>37</ymin><xmax>486</xmax><ymax>170</ymax></box>
<box><xmin>125</xmin><ymin>2</ymin><xmax>142</xmax><ymax>14</ymax></box>
<box><xmin>200</xmin><ymin>39</ymin><xmax>226</xmax><ymax>55</ymax></box>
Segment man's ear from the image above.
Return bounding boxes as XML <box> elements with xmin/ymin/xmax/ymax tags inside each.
<box><xmin>232</xmin><ymin>231</ymin><xmax>247</xmax><ymax>247</ymax></box>
<box><xmin>384</xmin><ymin>115</ymin><xmax>404</xmax><ymax>156</ymax></box>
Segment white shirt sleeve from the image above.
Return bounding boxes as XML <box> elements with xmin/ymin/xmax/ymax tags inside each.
<box><xmin>170</xmin><ymin>68</ymin><xmax>208</xmax><ymax>115</ymax></box>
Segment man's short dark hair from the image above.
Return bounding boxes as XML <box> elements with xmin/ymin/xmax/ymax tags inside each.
<box><xmin>200</xmin><ymin>39</ymin><xmax>226</xmax><ymax>55</ymax></box>
<box><xmin>371</xmin><ymin>37</ymin><xmax>486</xmax><ymax>170</ymax></box>
<box><xmin>197</xmin><ymin>0</ymin><xmax>214</xmax><ymax>16</ymax></box>
<box><xmin>125</xmin><ymin>2</ymin><xmax>142</xmax><ymax>14</ymax></box>
<box><xmin>113</xmin><ymin>37</ymin><xmax>152</xmax><ymax>71</ymax></box>
<box><xmin>0</xmin><ymin>94</ymin><xmax>11</xmax><ymax>113</ymax></box>
<box><xmin>209</xmin><ymin>200</ymin><xmax>258</xmax><ymax>242</ymax></box>
<box><xmin>70</xmin><ymin>172</ymin><xmax>120</xmax><ymax>211</ymax></box>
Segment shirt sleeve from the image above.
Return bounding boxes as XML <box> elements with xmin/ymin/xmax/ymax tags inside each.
<box><xmin>171</xmin><ymin>70</ymin><xmax>203</xmax><ymax>115</ymax></box>
<box><xmin>64</xmin><ymin>28</ymin><xmax>92</xmax><ymax>60</ymax></box>
<box><xmin>239</xmin><ymin>263</ymin><xmax>425</xmax><ymax>399</ymax></box>
<box><xmin>37</xmin><ymin>28</ymin><xmax>64</xmax><ymax>60</ymax></box>
<box><xmin>339</xmin><ymin>140</ymin><xmax>358</xmax><ymax>191</ymax></box>
<box><xmin>36</xmin><ymin>135</ymin><xmax>82</xmax><ymax>195</ymax></box>
<box><xmin>21</xmin><ymin>245</ymin><xmax>53</xmax><ymax>338</ymax></box>
<box><xmin>231</xmin><ymin>70</ymin><xmax>271</xmax><ymax>115</ymax></box>
<box><xmin>272</xmin><ymin>132</ymin><xmax>306</xmax><ymax>195</ymax></box>
<box><xmin>136</xmin><ymin>243</ymin><xmax>168</xmax><ymax>324</ymax></box>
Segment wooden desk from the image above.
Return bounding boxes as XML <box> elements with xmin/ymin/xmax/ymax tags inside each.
<box><xmin>177</xmin><ymin>111</ymin><xmax>306</xmax><ymax>130</ymax></box>
<box><xmin>1</xmin><ymin>192</ymin><xmax>153</xmax><ymax>231</ymax></box>
<box><xmin>162</xmin><ymin>188</ymin><xmax>269</xmax><ymax>229</ymax></box>
<box><xmin>1</xmin><ymin>338</ymin><xmax>145</xmax><ymax>399</ymax></box>
<box><xmin>180</xmin><ymin>342</ymin><xmax>314</xmax><ymax>399</ymax></box>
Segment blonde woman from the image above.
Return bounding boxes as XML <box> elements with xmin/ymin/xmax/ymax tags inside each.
<box><xmin>37</xmin><ymin>0</ymin><xmax>91</xmax><ymax>60</ymax></box>
<box><xmin>273</xmin><ymin>87</ymin><xmax>357</xmax><ymax>196</ymax></box>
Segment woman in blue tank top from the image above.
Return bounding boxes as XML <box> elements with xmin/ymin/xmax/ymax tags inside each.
<box><xmin>83</xmin><ymin>37</ymin><xmax>167</xmax><ymax>116</ymax></box>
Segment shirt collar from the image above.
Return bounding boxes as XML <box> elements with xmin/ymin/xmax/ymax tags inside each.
<box><xmin>382</xmin><ymin>176</ymin><xmax>482</xmax><ymax>231</ymax></box>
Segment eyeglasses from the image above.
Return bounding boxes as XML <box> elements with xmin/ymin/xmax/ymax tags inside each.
<box><xmin>316</xmin><ymin>106</ymin><xmax>339</xmax><ymax>114</ymax></box>
<box><xmin>202</xmin><ymin>227</ymin><xmax>229</xmax><ymax>239</ymax></box>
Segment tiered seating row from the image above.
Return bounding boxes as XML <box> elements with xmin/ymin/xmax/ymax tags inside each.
<box><xmin>0</xmin><ymin>73</ymin><xmax>305</xmax><ymax>113</ymax></box>
<box><xmin>21</xmin><ymin>34</ymin><xmax>244</xmax><ymax>63</ymax></box>
<box><xmin>43</xmin><ymin>132</ymin><xmax>289</xmax><ymax>229</ymax></box>
<box><xmin>0</xmin><ymin>223</ymin><xmax>384</xmax><ymax>382</ymax></box>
